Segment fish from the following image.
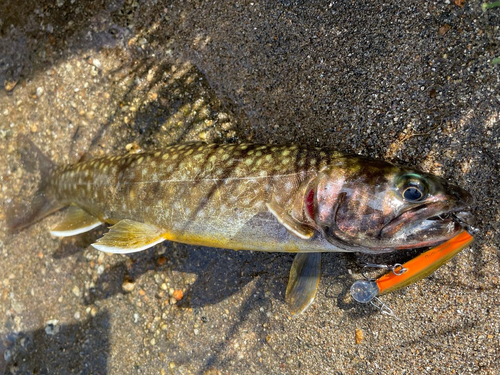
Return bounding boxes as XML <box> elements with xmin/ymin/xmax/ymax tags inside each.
<box><xmin>7</xmin><ymin>139</ymin><xmax>474</xmax><ymax>314</ymax></box>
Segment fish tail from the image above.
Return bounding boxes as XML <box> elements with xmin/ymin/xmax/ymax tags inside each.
<box><xmin>7</xmin><ymin>136</ymin><xmax>64</xmax><ymax>232</ymax></box>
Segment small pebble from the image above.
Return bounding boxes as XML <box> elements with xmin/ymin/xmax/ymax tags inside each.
<box><xmin>355</xmin><ymin>328</ymin><xmax>364</xmax><ymax>344</ymax></box>
<box><xmin>36</xmin><ymin>87</ymin><xmax>44</xmax><ymax>97</ymax></box>
<box><xmin>122</xmin><ymin>280</ymin><xmax>135</xmax><ymax>292</ymax></box>
<box><xmin>160</xmin><ymin>283</ymin><xmax>168</xmax><ymax>291</ymax></box>
<box><xmin>45</xmin><ymin>320</ymin><xmax>60</xmax><ymax>335</ymax></box>
<box><xmin>74</xmin><ymin>311</ymin><xmax>81</xmax><ymax>320</ymax></box>
<box><xmin>92</xmin><ymin>59</ymin><xmax>101</xmax><ymax>68</ymax></box>
<box><xmin>172</xmin><ymin>290</ymin><xmax>183</xmax><ymax>301</ymax></box>
<box><xmin>4</xmin><ymin>75</ymin><xmax>19</xmax><ymax>91</ymax></box>
<box><xmin>72</xmin><ymin>286</ymin><xmax>81</xmax><ymax>297</ymax></box>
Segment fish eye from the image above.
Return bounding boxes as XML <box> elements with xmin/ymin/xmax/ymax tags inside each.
<box><xmin>396</xmin><ymin>173</ymin><xmax>428</xmax><ymax>202</ymax></box>
<box><xmin>403</xmin><ymin>186</ymin><xmax>424</xmax><ymax>201</ymax></box>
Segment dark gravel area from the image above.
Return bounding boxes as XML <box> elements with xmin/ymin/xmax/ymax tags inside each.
<box><xmin>1</xmin><ymin>0</ymin><xmax>499</xmax><ymax>374</ymax></box>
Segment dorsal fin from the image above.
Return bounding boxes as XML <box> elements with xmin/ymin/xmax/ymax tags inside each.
<box><xmin>92</xmin><ymin>219</ymin><xmax>166</xmax><ymax>254</ymax></box>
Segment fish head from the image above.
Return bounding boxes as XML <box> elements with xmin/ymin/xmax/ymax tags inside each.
<box><xmin>305</xmin><ymin>157</ymin><xmax>474</xmax><ymax>253</ymax></box>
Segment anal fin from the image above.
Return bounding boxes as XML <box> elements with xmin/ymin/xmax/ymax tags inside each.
<box><xmin>285</xmin><ymin>253</ymin><xmax>322</xmax><ymax>315</ymax></box>
<box><xmin>266</xmin><ymin>201</ymin><xmax>314</xmax><ymax>239</ymax></box>
<box><xmin>92</xmin><ymin>219</ymin><xmax>166</xmax><ymax>254</ymax></box>
<box><xmin>50</xmin><ymin>205</ymin><xmax>102</xmax><ymax>237</ymax></box>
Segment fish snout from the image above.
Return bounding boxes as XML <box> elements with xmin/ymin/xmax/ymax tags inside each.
<box><xmin>447</xmin><ymin>183</ymin><xmax>474</xmax><ymax>207</ymax></box>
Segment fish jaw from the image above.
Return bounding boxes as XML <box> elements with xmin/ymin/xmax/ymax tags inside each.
<box><xmin>377</xmin><ymin>182</ymin><xmax>474</xmax><ymax>249</ymax></box>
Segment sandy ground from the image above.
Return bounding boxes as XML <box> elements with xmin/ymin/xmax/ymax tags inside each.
<box><xmin>0</xmin><ymin>0</ymin><xmax>499</xmax><ymax>374</ymax></box>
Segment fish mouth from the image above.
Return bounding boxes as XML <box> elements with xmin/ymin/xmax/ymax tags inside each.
<box><xmin>379</xmin><ymin>202</ymin><xmax>475</xmax><ymax>248</ymax></box>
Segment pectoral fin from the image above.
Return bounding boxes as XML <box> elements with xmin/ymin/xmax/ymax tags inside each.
<box><xmin>92</xmin><ymin>219</ymin><xmax>166</xmax><ymax>254</ymax></box>
<box><xmin>285</xmin><ymin>253</ymin><xmax>322</xmax><ymax>315</ymax></box>
<box><xmin>50</xmin><ymin>205</ymin><xmax>102</xmax><ymax>237</ymax></box>
<box><xmin>266</xmin><ymin>201</ymin><xmax>314</xmax><ymax>239</ymax></box>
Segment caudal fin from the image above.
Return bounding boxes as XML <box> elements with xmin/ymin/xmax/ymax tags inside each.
<box><xmin>7</xmin><ymin>136</ymin><xmax>64</xmax><ymax>232</ymax></box>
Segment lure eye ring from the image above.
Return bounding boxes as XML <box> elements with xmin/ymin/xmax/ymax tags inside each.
<box><xmin>402</xmin><ymin>186</ymin><xmax>424</xmax><ymax>202</ymax></box>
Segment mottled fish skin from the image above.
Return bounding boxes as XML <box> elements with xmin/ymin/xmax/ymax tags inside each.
<box><xmin>42</xmin><ymin>142</ymin><xmax>473</xmax><ymax>254</ymax></box>
<box><xmin>50</xmin><ymin>143</ymin><xmax>344</xmax><ymax>252</ymax></box>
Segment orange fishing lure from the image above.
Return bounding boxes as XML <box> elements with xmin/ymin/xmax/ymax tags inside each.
<box><xmin>351</xmin><ymin>231</ymin><xmax>474</xmax><ymax>304</ymax></box>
